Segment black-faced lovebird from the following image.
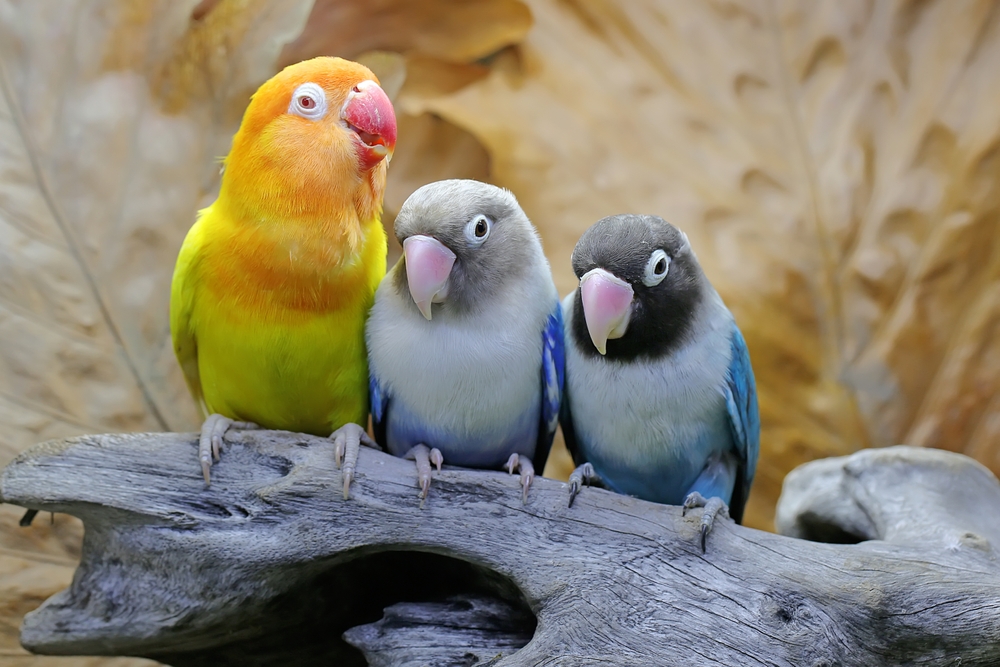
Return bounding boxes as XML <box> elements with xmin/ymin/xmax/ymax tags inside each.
<box><xmin>366</xmin><ymin>179</ymin><xmax>564</xmax><ymax>502</ymax></box>
<box><xmin>560</xmin><ymin>214</ymin><xmax>759</xmax><ymax>551</ymax></box>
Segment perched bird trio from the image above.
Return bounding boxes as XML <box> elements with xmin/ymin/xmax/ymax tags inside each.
<box><xmin>170</xmin><ymin>57</ymin><xmax>759</xmax><ymax>550</ymax></box>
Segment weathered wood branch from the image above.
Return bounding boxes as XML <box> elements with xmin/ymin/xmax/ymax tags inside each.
<box><xmin>2</xmin><ymin>432</ymin><xmax>999</xmax><ymax>666</ymax></box>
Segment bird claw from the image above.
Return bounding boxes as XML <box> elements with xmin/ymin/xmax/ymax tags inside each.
<box><xmin>330</xmin><ymin>423</ymin><xmax>377</xmax><ymax>500</ymax></box>
<box><xmin>505</xmin><ymin>453</ymin><xmax>518</xmax><ymax>475</ymax></box>
<box><xmin>430</xmin><ymin>447</ymin><xmax>443</xmax><ymax>472</ymax></box>
<box><xmin>405</xmin><ymin>444</ymin><xmax>443</xmax><ymax>506</ymax></box>
<box><xmin>504</xmin><ymin>453</ymin><xmax>535</xmax><ymax>504</ymax></box>
<box><xmin>682</xmin><ymin>492</ymin><xmax>730</xmax><ymax>553</ymax></box>
<box><xmin>342</xmin><ymin>467</ymin><xmax>354</xmax><ymax>500</ymax></box>
<box><xmin>198</xmin><ymin>414</ymin><xmax>260</xmax><ymax>486</ymax></box>
<box><xmin>567</xmin><ymin>462</ymin><xmax>598</xmax><ymax>508</ymax></box>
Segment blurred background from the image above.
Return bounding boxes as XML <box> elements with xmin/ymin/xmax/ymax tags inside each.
<box><xmin>2</xmin><ymin>0</ymin><xmax>999</xmax><ymax>664</ymax></box>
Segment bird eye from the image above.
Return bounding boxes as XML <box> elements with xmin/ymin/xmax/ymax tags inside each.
<box><xmin>643</xmin><ymin>249</ymin><xmax>670</xmax><ymax>286</ymax></box>
<box><xmin>288</xmin><ymin>82</ymin><xmax>327</xmax><ymax>120</ymax></box>
<box><xmin>464</xmin><ymin>214</ymin><xmax>492</xmax><ymax>246</ymax></box>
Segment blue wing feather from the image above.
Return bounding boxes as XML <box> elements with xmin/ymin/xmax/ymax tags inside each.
<box><xmin>559</xmin><ymin>381</ymin><xmax>582</xmax><ymax>466</ymax></box>
<box><xmin>534</xmin><ymin>303</ymin><xmax>565</xmax><ymax>471</ymax></box>
<box><xmin>723</xmin><ymin>323</ymin><xmax>760</xmax><ymax>524</ymax></box>
<box><xmin>369</xmin><ymin>373</ymin><xmax>389</xmax><ymax>448</ymax></box>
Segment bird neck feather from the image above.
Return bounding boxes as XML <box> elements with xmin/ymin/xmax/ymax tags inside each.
<box><xmin>217</xmin><ymin>128</ymin><xmax>388</xmax><ymax>263</ymax></box>
<box><xmin>196</xmin><ymin>146</ymin><xmax>389</xmax><ymax>313</ymax></box>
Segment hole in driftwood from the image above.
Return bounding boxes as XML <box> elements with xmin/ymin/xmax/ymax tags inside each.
<box><xmin>794</xmin><ymin>511</ymin><xmax>868</xmax><ymax>544</ymax></box>
<box><xmin>148</xmin><ymin>550</ymin><xmax>536</xmax><ymax>667</ymax></box>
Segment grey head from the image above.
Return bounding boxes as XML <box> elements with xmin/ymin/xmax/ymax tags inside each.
<box><xmin>392</xmin><ymin>179</ymin><xmax>542</xmax><ymax>319</ymax></box>
<box><xmin>570</xmin><ymin>214</ymin><xmax>705</xmax><ymax>361</ymax></box>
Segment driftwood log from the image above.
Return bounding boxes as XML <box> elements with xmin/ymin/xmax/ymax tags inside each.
<box><xmin>1</xmin><ymin>432</ymin><xmax>999</xmax><ymax>666</ymax></box>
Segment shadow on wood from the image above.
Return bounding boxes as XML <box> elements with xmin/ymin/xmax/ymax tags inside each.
<box><xmin>2</xmin><ymin>432</ymin><xmax>999</xmax><ymax>666</ymax></box>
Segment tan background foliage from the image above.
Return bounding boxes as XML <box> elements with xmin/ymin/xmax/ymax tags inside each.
<box><xmin>1</xmin><ymin>0</ymin><xmax>998</xmax><ymax>664</ymax></box>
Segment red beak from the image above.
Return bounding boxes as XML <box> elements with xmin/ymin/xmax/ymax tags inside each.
<box><xmin>341</xmin><ymin>79</ymin><xmax>397</xmax><ymax>171</ymax></box>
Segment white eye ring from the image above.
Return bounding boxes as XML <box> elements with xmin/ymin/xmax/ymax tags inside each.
<box><xmin>288</xmin><ymin>82</ymin><xmax>327</xmax><ymax>120</ymax></box>
<box><xmin>643</xmin><ymin>249</ymin><xmax>670</xmax><ymax>286</ymax></box>
<box><xmin>464</xmin><ymin>214</ymin><xmax>492</xmax><ymax>246</ymax></box>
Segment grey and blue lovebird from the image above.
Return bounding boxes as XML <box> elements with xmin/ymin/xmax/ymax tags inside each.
<box><xmin>366</xmin><ymin>179</ymin><xmax>564</xmax><ymax>501</ymax></box>
<box><xmin>560</xmin><ymin>214</ymin><xmax>759</xmax><ymax>551</ymax></box>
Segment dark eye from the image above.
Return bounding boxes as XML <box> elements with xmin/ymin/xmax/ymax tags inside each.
<box><xmin>464</xmin><ymin>214</ymin><xmax>492</xmax><ymax>245</ymax></box>
<box><xmin>643</xmin><ymin>249</ymin><xmax>670</xmax><ymax>287</ymax></box>
<box><xmin>299</xmin><ymin>95</ymin><xmax>315</xmax><ymax>109</ymax></box>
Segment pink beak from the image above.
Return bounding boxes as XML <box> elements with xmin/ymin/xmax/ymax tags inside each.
<box><xmin>403</xmin><ymin>235</ymin><xmax>456</xmax><ymax>320</ymax></box>
<box><xmin>580</xmin><ymin>268</ymin><xmax>634</xmax><ymax>355</ymax></box>
<box><xmin>341</xmin><ymin>79</ymin><xmax>397</xmax><ymax>171</ymax></box>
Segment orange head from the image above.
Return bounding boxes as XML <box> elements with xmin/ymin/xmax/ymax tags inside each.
<box><xmin>219</xmin><ymin>57</ymin><xmax>397</xmax><ymax>229</ymax></box>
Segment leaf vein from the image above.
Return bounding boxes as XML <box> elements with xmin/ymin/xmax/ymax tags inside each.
<box><xmin>0</xmin><ymin>47</ymin><xmax>169</xmax><ymax>432</ymax></box>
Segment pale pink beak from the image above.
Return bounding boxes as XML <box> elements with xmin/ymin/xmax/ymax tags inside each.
<box><xmin>580</xmin><ymin>268</ymin><xmax>634</xmax><ymax>355</ymax></box>
<box><xmin>403</xmin><ymin>235</ymin><xmax>456</xmax><ymax>320</ymax></box>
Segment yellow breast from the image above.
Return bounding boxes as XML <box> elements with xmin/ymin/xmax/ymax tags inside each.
<box><xmin>187</xmin><ymin>209</ymin><xmax>386</xmax><ymax>435</ymax></box>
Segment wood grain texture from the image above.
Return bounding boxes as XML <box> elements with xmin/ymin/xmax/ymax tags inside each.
<box><xmin>2</xmin><ymin>432</ymin><xmax>998</xmax><ymax>666</ymax></box>
<box><xmin>343</xmin><ymin>596</ymin><xmax>537</xmax><ymax>667</ymax></box>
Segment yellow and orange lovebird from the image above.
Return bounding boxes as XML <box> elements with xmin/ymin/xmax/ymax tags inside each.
<box><xmin>170</xmin><ymin>57</ymin><xmax>396</xmax><ymax>491</ymax></box>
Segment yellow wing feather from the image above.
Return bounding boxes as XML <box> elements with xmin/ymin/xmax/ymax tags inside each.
<box><xmin>170</xmin><ymin>215</ymin><xmax>209</xmax><ymax>418</ymax></box>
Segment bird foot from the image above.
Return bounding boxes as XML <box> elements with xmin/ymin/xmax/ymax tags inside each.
<box><xmin>682</xmin><ymin>492</ymin><xmax>730</xmax><ymax>553</ymax></box>
<box><xmin>331</xmin><ymin>423</ymin><xmax>379</xmax><ymax>500</ymax></box>
<box><xmin>405</xmin><ymin>444</ymin><xmax>443</xmax><ymax>506</ymax></box>
<box><xmin>199</xmin><ymin>414</ymin><xmax>260</xmax><ymax>486</ymax></box>
<box><xmin>567</xmin><ymin>462</ymin><xmax>602</xmax><ymax>508</ymax></box>
<box><xmin>504</xmin><ymin>453</ymin><xmax>535</xmax><ymax>503</ymax></box>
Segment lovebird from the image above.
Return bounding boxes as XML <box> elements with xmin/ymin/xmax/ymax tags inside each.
<box><xmin>560</xmin><ymin>214</ymin><xmax>759</xmax><ymax>551</ymax></box>
<box><xmin>366</xmin><ymin>180</ymin><xmax>564</xmax><ymax>501</ymax></box>
<box><xmin>170</xmin><ymin>57</ymin><xmax>397</xmax><ymax>489</ymax></box>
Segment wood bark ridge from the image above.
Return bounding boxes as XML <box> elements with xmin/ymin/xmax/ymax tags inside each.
<box><xmin>1</xmin><ymin>432</ymin><xmax>998</xmax><ymax>667</ymax></box>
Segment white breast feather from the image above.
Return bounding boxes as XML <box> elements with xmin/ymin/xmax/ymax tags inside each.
<box><xmin>369</xmin><ymin>261</ymin><xmax>557</xmax><ymax>437</ymax></box>
<box><xmin>563</xmin><ymin>289</ymin><xmax>734</xmax><ymax>469</ymax></box>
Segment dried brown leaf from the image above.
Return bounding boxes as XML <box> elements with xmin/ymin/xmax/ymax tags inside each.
<box><xmin>280</xmin><ymin>0</ymin><xmax>532</xmax><ymax>66</ymax></box>
<box><xmin>0</xmin><ymin>0</ymin><xmax>312</xmax><ymax>462</ymax></box>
